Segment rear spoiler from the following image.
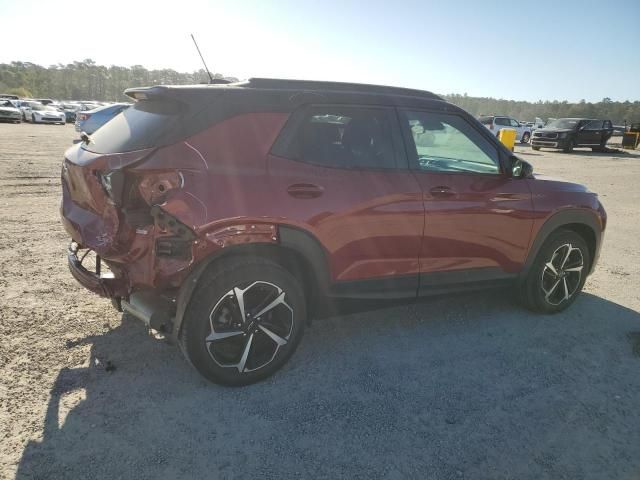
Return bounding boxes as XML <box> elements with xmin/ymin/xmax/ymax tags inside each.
<box><xmin>124</xmin><ymin>86</ymin><xmax>171</xmax><ymax>101</ymax></box>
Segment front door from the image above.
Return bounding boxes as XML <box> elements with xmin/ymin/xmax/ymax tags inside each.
<box><xmin>397</xmin><ymin>109</ymin><xmax>534</xmax><ymax>293</ymax></box>
<box><xmin>509</xmin><ymin>118</ymin><xmax>524</xmax><ymax>141</ymax></box>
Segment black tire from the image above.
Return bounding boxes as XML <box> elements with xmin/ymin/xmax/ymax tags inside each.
<box><xmin>521</xmin><ymin>132</ymin><xmax>531</xmax><ymax>144</ymax></box>
<box><xmin>532</xmin><ymin>146</ymin><xmax>541</xmax><ymax>151</ymax></box>
<box><xmin>31</xmin><ymin>114</ymin><xmax>36</xmax><ymax>124</ymax></box>
<box><xmin>562</xmin><ymin>140</ymin><xmax>574</xmax><ymax>153</ymax></box>
<box><xmin>180</xmin><ymin>256</ymin><xmax>306</xmax><ymax>386</ymax></box>
<box><xmin>519</xmin><ymin>229</ymin><xmax>590</xmax><ymax>314</ymax></box>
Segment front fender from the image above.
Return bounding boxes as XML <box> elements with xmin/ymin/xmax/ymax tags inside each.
<box><xmin>522</xmin><ymin>208</ymin><xmax>604</xmax><ymax>277</ymax></box>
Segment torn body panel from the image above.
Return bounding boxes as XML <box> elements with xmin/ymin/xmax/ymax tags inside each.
<box><xmin>60</xmin><ymin>112</ymin><xmax>290</xmax><ymax>302</ymax></box>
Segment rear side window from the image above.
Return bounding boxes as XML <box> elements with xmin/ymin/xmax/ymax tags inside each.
<box><xmin>84</xmin><ymin>99</ymin><xmax>185</xmax><ymax>154</ymax></box>
<box><xmin>272</xmin><ymin>105</ymin><xmax>402</xmax><ymax>169</ymax></box>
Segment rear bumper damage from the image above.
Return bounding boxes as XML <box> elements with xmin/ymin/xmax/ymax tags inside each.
<box><xmin>68</xmin><ymin>241</ymin><xmax>177</xmax><ymax>335</ymax></box>
<box><xmin>67</xmin><ymin>242</ymin><xmax>127</xmax><ymax>298</ymax></box>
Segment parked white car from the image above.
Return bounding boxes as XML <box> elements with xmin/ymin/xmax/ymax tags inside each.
<box><xmin>25</xmin><ymin>103</ymin><xmax>66</xmax><ymax>124</ymax></box>
<box><xmin>478</xmin><ymin>115</ymin><xmax>532</xmax><ymax>143</ymax></box>
<box><xmin>17</xmin><ymin>100</ymin><xmax>43</xmax><ymax>121</ymax></box>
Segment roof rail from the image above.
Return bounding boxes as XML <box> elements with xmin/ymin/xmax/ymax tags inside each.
<box><xmin>246</xmin><ymin>78</ymin><xmax>440</xmax><ymax>100</ymax></box>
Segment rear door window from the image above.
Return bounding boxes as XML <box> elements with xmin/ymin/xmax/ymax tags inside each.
<box><xmin>272</xmin><ymin>105</ymin><xmax>404</xmax><ymax>170</ymax></box>
<box><xmin>494</xmin><ymin>117</ymin><xmax>509</xmax><ymax>126</ymax></box>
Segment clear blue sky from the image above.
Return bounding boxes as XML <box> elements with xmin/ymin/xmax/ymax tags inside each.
<box><xmin>1</xmin><ymin>0</ymin><xmax>638</xmax><ymax>101</ymax></box>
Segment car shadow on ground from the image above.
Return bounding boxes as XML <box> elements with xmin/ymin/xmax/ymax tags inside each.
<box><xmin>518</xmin><ymin>147</ymin><xmax>632</xmax><ymax>158</ymax></box>
<box><xmin>15</xmin><ymin>291</ymin><xmax>640</xmax><ymax>479</ymax></box>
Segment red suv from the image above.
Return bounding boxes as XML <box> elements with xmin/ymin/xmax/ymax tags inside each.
<box><xmin>61</xmin><ymin>78</ymin><xmax>606</xmax><ymax>385</ymax></box>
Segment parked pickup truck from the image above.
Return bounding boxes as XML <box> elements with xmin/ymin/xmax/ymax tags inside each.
<box><xmin>531</xmin><ymin>118</ymin><xmax>613</xmax><ymax>152</ymax></box>
<box><xmin>478</xmin><ymin>115</ymin><xmax>532</xmax><ymax>143</ymax></box>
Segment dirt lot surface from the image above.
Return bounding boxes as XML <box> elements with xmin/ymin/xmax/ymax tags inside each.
<box><xmin>1</xmin><ymin>123</ymin><xmax>639</xmax><ymax>479</ymax></box>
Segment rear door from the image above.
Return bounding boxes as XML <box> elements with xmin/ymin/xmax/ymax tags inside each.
<box><xmin>397</xmin><ymin>109</ymin><xmax>534</xmax><ymax>291</ymax></box>
<box><xmin>580</xmin><ymin>119</ymin><xmax>604</xmax><ymax>146</ymax></box>
<box><xmin>268</xmin><ymin>104</ymin><xmax>424</xmax><ymax>297</ymax></box>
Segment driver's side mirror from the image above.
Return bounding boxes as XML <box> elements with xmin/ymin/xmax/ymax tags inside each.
<box><xmin>511</xmin><ymin>157</ymin><xmax>533</xmax><ymax>178</ymax></box>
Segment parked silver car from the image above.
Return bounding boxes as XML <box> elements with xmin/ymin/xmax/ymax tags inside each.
<box><xmin>0</xmin><ymin>99</ymin><xmax>22</xmax><ymax>123</ymax></box>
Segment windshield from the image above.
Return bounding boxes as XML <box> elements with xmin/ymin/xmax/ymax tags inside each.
<box><xmin>0</xmin><ymin>100</ymin><xmax>15</xmax><ymax>107</ymax></box>
<box><xmin>545</xmin><ymin>119</ymin><xmax>581</xmax><ymax>129</ymax></box>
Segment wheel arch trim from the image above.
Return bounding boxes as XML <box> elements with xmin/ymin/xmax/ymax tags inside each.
<box><xmin>522</xmin><ymin>208</ymin><xmax>603</xmax><ymax>278</ymax></box>
<box><xmin>171</xmin><ymin>225</ymin><xmax>330</xmax><ymax>340</ymax></box>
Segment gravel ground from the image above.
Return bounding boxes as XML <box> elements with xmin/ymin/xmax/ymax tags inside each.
<box><xmin>1</xmin><ymin>123</ymin><xmax>639</xmax><ymax>480</ymax></box>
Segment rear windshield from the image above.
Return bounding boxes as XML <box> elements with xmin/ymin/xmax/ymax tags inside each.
<box><xmin>83</xmin><ymin>99</ymin><xmax>186</xmax><ymax>154</ymax></box>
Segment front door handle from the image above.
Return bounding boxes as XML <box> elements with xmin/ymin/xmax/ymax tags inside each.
<box><xmin>429</xmin><ymin>186</ymin><xmax>455</xmax><ymax>197</ymax></box>
<box><xmin>287</xmin><ymin>183</ymin><xmax>324</xmax><ymax>199</ymax></box>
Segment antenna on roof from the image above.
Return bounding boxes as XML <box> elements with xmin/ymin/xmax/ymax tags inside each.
<box><xmin>191</xmin><ymin>33</ymin><xmax>214</xmax><ymax>84</ymax></box>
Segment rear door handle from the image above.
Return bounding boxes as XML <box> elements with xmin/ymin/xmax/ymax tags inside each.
<box><xmin>287</xmin><ymin>183</ymin><xmax>324</xmax><ymax>199</ymax></box>
<box><xmin>429</xmin><ymin>186</ymin><xmax>455</xmax><ymax>197</ymax></box>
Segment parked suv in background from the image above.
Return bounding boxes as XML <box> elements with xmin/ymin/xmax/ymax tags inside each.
<box><xmin>479</xmin><ymin>115</ymin><xmax>532</xmax><ymax>143</ymax></box>
<box><xmin>531</xmin><ymin>118</ymin><xmax>613</xmax><ymax>152</ymax></box>
<box><xmin>61</xmin><ymin>79</ymin><xmax>606</xmax><ymax>385</ymax></box>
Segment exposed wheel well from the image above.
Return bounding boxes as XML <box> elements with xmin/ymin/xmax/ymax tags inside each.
<box><xmin>197</xmin><ymin>243</ymin><xmax>320</xmax><ymax>314</ymax></box>
<box><xmin>556</xmin><ymin>223</ymin><xmax>597</xmax><ymax>270</ymax></box>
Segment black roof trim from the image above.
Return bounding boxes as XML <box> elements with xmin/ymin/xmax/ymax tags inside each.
<box><xmin>245</xmin><ymin>78</ymin><xmax>441</xmax><ymax>100</ymax></box>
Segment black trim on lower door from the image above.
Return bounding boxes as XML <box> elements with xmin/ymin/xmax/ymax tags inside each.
<box><xmin>418</xmin><ymin>268</ymin><xmax>516</xmax><ymax>297</ymax></box>
<box><xmin>330</xmin><ymin>275</ymin><xmax>420</xmax><ymax>300</ymax></box>
<box><xmin>330</xmin><ymin>268</ymin><xmax>517</xmax><ymax>300</ymax></box>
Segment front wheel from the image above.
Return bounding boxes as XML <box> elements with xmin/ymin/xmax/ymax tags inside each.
<box><xmin>521</xmin><ymin>132</ymin><xmax>531</xmax><ymax>144</ymax></box>
<box><xmin>519</xmin><ymin>229</ymin><xmax>590</xmax><ymax>313</ymax></box>
<box><xmin>180</xmin><ymin>257</ymin><xmax>306</xmax><ymax>386</ymax></box>
<box><xmin>31</xmin><ymin>114</ymin><xmax>36</xmax><ymax>124</ymax></box>
<box><xmin>532</xmin><ymin>146</ymin><xmax>541</xmax><ymax>151</ymax></box>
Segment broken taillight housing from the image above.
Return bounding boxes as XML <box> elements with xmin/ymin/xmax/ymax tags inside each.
<box><xmin>98</xmin><ymin>170</ymin><xmax>125</xmax><ymax>205</ymax></box>
<box><xmin>136</xmin><ymin>171</ymin><xmax>183</xmax><ymax>205</ymax></box>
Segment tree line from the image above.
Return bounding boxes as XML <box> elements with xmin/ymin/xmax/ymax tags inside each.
<box><xmin>1</xmin><ymin>60</ymin><xmax>638</xmax><ymax>124</ymax></box>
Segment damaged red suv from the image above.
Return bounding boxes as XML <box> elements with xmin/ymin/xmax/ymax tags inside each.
<box><xmin>61</xmin><ymin>78</ymin><xmax>606</xmax><ymax>385</ymax></box>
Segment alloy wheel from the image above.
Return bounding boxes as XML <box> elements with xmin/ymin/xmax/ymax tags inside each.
<box><xmin>205</xmin><ymin>281</ymin><xmax>293</xmax><ymax>373</ymax></box>
<box><xmin>541</xmin><ymin>243</ymin><xmax>584</xmax><ymax>306</ymax></box>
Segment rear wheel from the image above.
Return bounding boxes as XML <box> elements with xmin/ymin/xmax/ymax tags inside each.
<box><xmin>181</xmin><ymin>256</ymin><xmax>306</xmax><ymax>386</ymax></box>
<box><xmin>31</xmin><ymin>114</ymin><xmax>36</xmax><ymax>124</ymax></box>
<box><xmin>519</xmin><ymin>229</ymin><xmax>590</xmax><ymax>313</ymax></box>
<box><xmin>532</xmin><ymin>146</ymin><xmax>541</xmax><ymax>151</ymax></box>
